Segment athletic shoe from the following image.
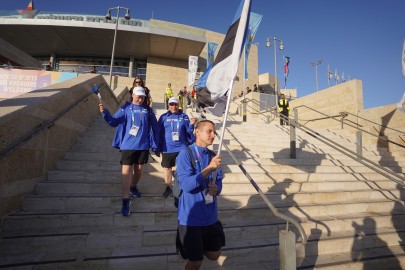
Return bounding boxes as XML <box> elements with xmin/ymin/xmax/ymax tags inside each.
<box><xmin>162</xmin><ymin>186</ymin><xmax>172</xmax><ymax>198</ymax></box>
<box><xmin>121</xmin><ymin>198</ymin><xmax>131</xmax><ymax>216</ymax></box>
<box><xmin>130</xmin><ymin>186</ymin><xmax>142</xmax><ymax>198</ymax></box>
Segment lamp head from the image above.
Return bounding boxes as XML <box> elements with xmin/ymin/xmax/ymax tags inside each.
<box><xmin>266</xmin><ymin>38</ymin><xmax>271</xmax><ymax>47</ymax></box>
<box><xmin>105</xmin><ymin>9</ymin><xmax>112</xmax><ymax>20</ymax></box>
<box><xmin>124</xmin><ymin>9</ymin><xmax>130</xmax><ymax>20</ymax></box>
<box><xmin>279</xmin><ymin>42</ymin><xmax>284</xmax><ymax>50</ymax></box>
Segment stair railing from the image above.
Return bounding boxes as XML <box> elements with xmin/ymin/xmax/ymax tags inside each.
<box><xmin>188</xmin><ymin>97</ymin><xmax>307</xmax><ymax>268</ymax></box>
<box><xmin>233</xmin><ymin>97</ymin><xmax>279</xmax><ymax>123</ymax></box>
<box><xmin>187</xmin><ymin>96</ymin><xmax>308</xmax><ymax>246</ymax></box>
<box><xmin>0</xmin><ymin>83</ymin><xmax>116</xmax><ymax>160</ymax></box>
<box><xmin>341</xmin><ymin>110</ymin><xmax>405</xmax><ymax>149</ymax></box>
<box><xmin>294</xmin><ymin>105</ymin><xmax>405</xmax><ymax>150</ymax></box>
<box><xmin>287</xmin><ymin>108</ymin><xmax>405</xmax><ymax>186</ymax></box>
<box><xmin>216</xmin><ymin>131</ymin><xmax>308</xmax><ymax>244</ymax></box>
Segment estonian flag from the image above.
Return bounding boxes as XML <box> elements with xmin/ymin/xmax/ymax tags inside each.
<box><xmin>196</xmin><ymin>0</ymin><xmax>251</xmax><ymax>116</ymax></box>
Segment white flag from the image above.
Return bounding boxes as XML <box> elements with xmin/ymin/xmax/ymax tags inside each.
<box><xmin>397</xmin><ymin>91</ymin><xmax>405</xmax><ymax>113</ymax></box>
<box><xmin>188</xmin><ymin>56</ymin><xmax>198</xmax><ymax>86</ymax></box>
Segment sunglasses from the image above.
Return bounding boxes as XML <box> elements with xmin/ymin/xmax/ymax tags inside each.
<box><xmin>169</xmin><ymin>103</ymin><xmax>178</xmax><ymax>106</ymax></box>
<box><xmin>135</xmin><ymin>81</ymin><xmax>141</xmax><ymax>83</ymax></box>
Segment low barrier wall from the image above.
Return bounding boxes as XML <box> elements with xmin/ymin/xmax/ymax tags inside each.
<box><xmin>0</xmin><ymin>74</ymin><xmax>123</xmax><ymax>219</ymax></box>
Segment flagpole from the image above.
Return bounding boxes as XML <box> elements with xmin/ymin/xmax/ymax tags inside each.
<box><xmin>217</xmin><ymin>79</ymin><xmax>235</xmax><ymax>156</ymax></box>
<box><xmin>211</xmin><ymin>79</ymin><xmax>236</xmax><ymax>183</ymax></box>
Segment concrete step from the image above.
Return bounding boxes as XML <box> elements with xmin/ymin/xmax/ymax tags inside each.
<box><xmin>46</xmin><ymin>169</ymin><xmax>393</xmax><ymax>183</ymax></box>
<box><xmin>62</xmin><ymin>149</ymin><xmax>405</xmax><ymax>169</ymax></box>
<box><xmin>3</xmin><ymin>198</ymin><xmax>398</xmax><ymax>232</ymax></box>
<box><xmin>35</xmin><ymin>178</ymin><xmax>400</xmax><ymax>196</ymax></box>
<box><xmin>54</xmin><ymin>159</ymin><xmax>404</xmax><ymax>175</ymax></box>
<box><xmin>2</xmin><ymin>212</ymin><xmax>403</xmax><ymax>255</ymax></box>
<box><xmin>2</xmin><ymin>111</ymin><xmax>404</xmax><ymax>270</ymax></box>
<box><xmin>1</xmin><ymin>222</ymin><xmax>404</xmax><ymax>270</ymax></box>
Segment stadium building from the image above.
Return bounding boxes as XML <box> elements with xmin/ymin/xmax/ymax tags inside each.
<box><xmin>0</xmin><ymin>1</ymin><xmax>259</xmax><ymax>100</ymax></box>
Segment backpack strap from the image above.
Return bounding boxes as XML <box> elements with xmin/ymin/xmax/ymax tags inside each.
<box><xmin>176</xmin><ymin>146</ymin><xmax>195</xmax><ymax>200</ymax></box>
<box><xmin>185</xmin><ymin>146</ymin><xmax>196</xmax><ymax>170</ymax></box>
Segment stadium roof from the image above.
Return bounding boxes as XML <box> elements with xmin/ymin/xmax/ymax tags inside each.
<box><xmin>0</xmin><ymin>11</ymin><xmax>206</xmax><ymax>60</ymax></box>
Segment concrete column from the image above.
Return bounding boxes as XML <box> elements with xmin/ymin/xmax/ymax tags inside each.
<box><xmin>356</xmin><ymin>130</ymin><xmax>363</xmax><ymax>158</ymax></box>
<box><xmin>242</xmin><ymin>100</ymin><xmax>247</xmax><ymax>122</ymax></box>
<box><xmin>129</xmin><ymin>56</ymin><xmax>134</xmax><ymax>78</ymax></box>
<box><xmin>290</xmin><ymin>108</ymin><xmax>298</xmax><ymax>159</ymax></box>
<box><xmin>290</xmin><ymin>119</ymin><xmax>296</xmax><ymax>159</ymax></box>
<box><xmin>279</xmin><ymin>230</ymin><xmax>296</xmax><ymax>270</ymax></box>
<box><xmin>49</xmin><ymin>53</ymin><xmax>56</xmax><ymax>69</ymax></box>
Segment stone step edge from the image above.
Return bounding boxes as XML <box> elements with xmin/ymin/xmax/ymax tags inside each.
<box><xmin>25</xmin><ymin>188</ymin><xmax>403</xmax><ymax>199</ymax></box>
<box><xmin>9</xmin><ymin>198</ymin><xmax>402</xmax><ymax>215</ymax></box>
<box><xmin>2</xmin><ymin>211</ymin><xmax>401</xmax><ymax>237</ymax></box>
<box><xmin>0</xmin><ymin>233</ymin><xmax>403</xmax><ymax>269</ymax></box>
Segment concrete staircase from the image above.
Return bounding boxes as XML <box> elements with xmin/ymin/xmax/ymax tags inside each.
<box><xmin>1</xmin><ymin>108</ymin><xmax>405</xmax><ymax>269</ymax></box>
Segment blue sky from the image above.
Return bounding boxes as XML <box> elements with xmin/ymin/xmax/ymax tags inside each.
<box><xmin>3</xmin><ymin>0</ymin><xmax>405</xmax><ymax>109</ymax></box>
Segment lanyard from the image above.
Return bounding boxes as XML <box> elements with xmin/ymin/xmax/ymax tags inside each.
<box><xmin>169</xmin><ymin>115</ymin><xmax>180</xmax><ymax>132</ymax></box>
<box><xmin>193</xmin><ymin>144</ymin><xmax>214</xmax><ymax>192</ymax></box>
<box><xmin>130</xmin><ymin>106</ymin><xmax>143</xmax><ymax>127</ymax></box>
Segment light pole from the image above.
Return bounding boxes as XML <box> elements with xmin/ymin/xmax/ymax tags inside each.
<box><xmin>310</xmin><ymin>59</ymin><xmax>323</xmax><ymax>92</ymax></box>
<box><xmin>266</xmin><ymin>37</ymin><xmax>284</xmax><ymax>107</ymax></box>
<box><xmin>106</xmin><ymin>6</ymin><xmax>130</xmax><ymax>89</ymax></box>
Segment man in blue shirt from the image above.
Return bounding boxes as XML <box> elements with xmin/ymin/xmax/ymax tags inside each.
<box><xmin>156</xmin><ymin>97</ymin><xmax>197</xmax><ymax>198</ymax></box>
<box><xmin>176</xmin><ymin>119</ymin><xmax>225</xmax><ymax>269</ymax></box>
<box><xmin>99</xmin><ymin>86</ymin><xmax>158</xmax><ymax>216</ymax></box>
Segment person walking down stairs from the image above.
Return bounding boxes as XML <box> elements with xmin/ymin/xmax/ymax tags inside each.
<box><xmin>176</xmin><ymin>120</ymin><xmax>225</xmax><ymax>270</ymax></box>
<box><xmin>99</xmin><ymin>86</ymin><xmax>159</xmax><ymax>216</ymax></box>
<box><xmin>155</xmin><ymin>97</ymin><xmax>197</xmax><ymax>198</ymax></box>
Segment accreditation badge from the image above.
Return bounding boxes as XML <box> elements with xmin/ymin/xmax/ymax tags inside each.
<box><xmin>129</xmin><ymin>126</ymin><xmax>139</xmax><ymax>136</ymax></box>
<box><xmin>172</xmin><ymin>131</ymin><xmax>179</xmax><ymax>141</ymax></box>
<box><xmin>204</xmin><ymin>191</ymin><xmax>214</xmax><ymax>204</ymax></box>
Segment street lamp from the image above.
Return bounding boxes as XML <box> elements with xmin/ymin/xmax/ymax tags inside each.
<box><xmin>106</xmin><ymin>6</ymin><xmax>130</xmax><ymax>89</ymax></box>
<box><xmin>266</xmin><ymin>37</ymin><xmax>284</xmax><ymax>107</ymax></box>
<box><xmin>310</xmin><ymin>59</ymin><xmax>323</xmax><ymax>92</ymax></box>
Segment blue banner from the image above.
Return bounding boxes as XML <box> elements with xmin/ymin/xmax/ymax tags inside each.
<box><xmin>244</xmin><ymin>12</ymin><xmax>263</xmax><ymax>80</ymax></box>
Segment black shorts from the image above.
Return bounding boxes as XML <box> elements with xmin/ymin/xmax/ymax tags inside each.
<box><xmin>120</xmin><ymin>150</ymin><xmax>149</xmax><ymax>165</ymax></box>
<box><xmin>178</xmin><ymin>221</ymin><xmax>225</xmax><ymax>261</ymax></box>
<box><xmin>161</xmin><ymin>152</ymin><xmax>179</xmax><ymax>168</ymax></box>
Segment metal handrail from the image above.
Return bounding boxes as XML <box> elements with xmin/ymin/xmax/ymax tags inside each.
<box><xmin>288</xmin><ymin>116</ymin><xmax>405</xmax><ymax>186</ymax></box>
<box><xmin>294</xmin><ymin>105</ymin><xmax>405</xmax><ymax>149</ymax></box>
<box><xmin>0</xmin><ymin>83</ymin><xmax>113</xmax><ymax>160</ymax></box>
<box><xmin>188</xmin><ymin>97</ymin><xmax>308</xmax><ymax>244</ymax></box>
<box><xmin>0</xmin><ymin>92</ymin><xmax>93</xmax><ymax>160</ymax></box>
<box><xmin>343</xmin><ymin>110</ymin><xmax>405</xmax><ymax>135</ymax></box>
<box><xmin>218</xmin><ymin>132</ymin><xmax>308</xmax><ymax>244</ymax></box>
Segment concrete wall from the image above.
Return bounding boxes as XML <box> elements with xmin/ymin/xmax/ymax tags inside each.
<box><xmin>0</xmin><ymin>74</ymin><xmax>122</xmax><ymax>219</ymax></box>
<box><xmin>0</xmin><ymin>38</ymin><xmax>42</xmax><ymax>69</ymax></box>
<box><xmin>145</xmin><ymin>29</ymin><xmax>259</xmax><ymax>104</ymax></box>
<box><xmin>287</xmin><ymin>79</ymin><xmax>404</xmax><ymax>152</ymax></box>
<box><xmin>290</xmin><ymin>80</ymin><xmax>363</xmax><ymax>129</ymax></box>
<box><xmin>358</xmin><ymin>105</ymin><xmax>405</xmax><ymax>151</ymax></box>
<box><xmin>146</xmin><ymin>57</ymin><xmax>189</xmax><ymax>103</ymax></box>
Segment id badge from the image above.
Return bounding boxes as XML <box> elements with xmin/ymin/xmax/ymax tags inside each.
<box><xmin>204</xmin><ymin>190</ymin><xmax>214</xmax><ymax>204</ymax></box>
<box><xmin>172</xmin><ymin>131</ymin><xmax>179</xmax><ymax>141</ymax></box>
<box><xmin>129</xmin><ymin>126</ymin><xmax>139</xmax><ymax>136</ymax></box>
